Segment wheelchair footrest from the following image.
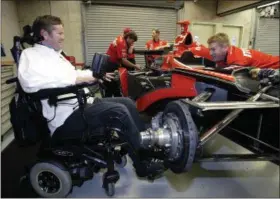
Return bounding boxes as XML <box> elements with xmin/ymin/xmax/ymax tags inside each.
<box><xmin>103</xmin><ymin>170</ymin><xmax>120</xmax><ymax>185</ymax></box>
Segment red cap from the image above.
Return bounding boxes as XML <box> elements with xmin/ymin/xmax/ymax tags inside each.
<box><xmin>176</xmin><ymin>20</ymin><xmax>191</xmax><ymax>25</ymax></box>
<box><xmin>123</xmin><ymin>27</ymin><xmax>132</xmax><ymax>34</ymax></box>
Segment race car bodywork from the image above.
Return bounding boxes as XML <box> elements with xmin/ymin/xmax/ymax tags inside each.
<box><xmin>119</xmin><ymin>63</ymin><xmax>279</xmax><ymax>161</ymax></box>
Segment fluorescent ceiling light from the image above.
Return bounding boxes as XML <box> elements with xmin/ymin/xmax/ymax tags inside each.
<box><xmin>257</xmin><ymin>1</ymin><xmax>279</xmax><ymax>8</ymax></box>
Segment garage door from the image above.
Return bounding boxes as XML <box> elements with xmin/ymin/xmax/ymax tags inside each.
<box><xmin>254</xmin><ymin>17</ymin><xmax>279</xmax><ymax>55</ymax></box>
<box><xmin>84</xmin><ymin>5</ymin><xmax>177</xmax><ymax>66</ymax></box>
<box><xmin>1</xmin><ymin>65</ymin><xmax>15</xmax><ymax>137</ymax></box>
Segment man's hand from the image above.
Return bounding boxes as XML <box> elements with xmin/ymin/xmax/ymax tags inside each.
<box><xmin>76</xmin><ymin>76</ymin><xmax>97</xmax><ymax>84</ymax></box>
<box><xmin>155</xmin><ymin>46</ymin><xmax>165</xmax><ymax>50</ymax></box>
<box><xmin>135</xmin><ymin>64</ymin><xmax>142</xmax><ymax>70</ymax></box>
<box><xmin>249</xmin><ymin>68</ymin><xmax>279</xmax><ymax>85</ymax></box>
<box><xmin>103</xmin><ymin>72</ymin><xmax>115</xmax><ymax>82</ymax></box>
<box><xmin>155</xmin><ymin>44</ymin><xmax>170</xmax><ymax>50</ymax></box>
<box><xmin>249</xmin><ymin>68</ymin><xmax>261</xmax><ymax>79</ymax></box>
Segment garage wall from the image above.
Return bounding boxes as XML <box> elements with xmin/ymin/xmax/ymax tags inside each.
<box><xmin>83</xmin><ymin>4</ymin><xmax>177</xmax><ymax>66</ymax></box>
<box><xmin>183</xmin><ymin>0</ymin><xmax>256</xmax><ymax>48</ymax></box>
<box><xmin>177</xmin><ymin>6</ymin><xmax>186</xmax><ymax>35</ymax></box>
<box><xmin>254</xmin><ymin>17</ymin><xmax>279</xmax><ymax>55</ymax></box>
<box><xmin>89</xmin><ymin>0</ymin><xmax>182</xmax><ymax>9</ymax></box>
<box><xmin>1</xmin><ymin>0</ymin><xmax>21</xmax><ymax>62</ymax></box>
<box><xmin>1</xmin><ymin>0</ymin><xmax>20</xmax><ymax>137</ymax></box>
<box><xmin>16</xmin><ymin>0</ymin><xmax>84</xmax><ymax>63</ymax></box>
<box><xmin>217</xmin><ymin>0</ymin><xmax>260</xmax><ymax>14</ymax></box>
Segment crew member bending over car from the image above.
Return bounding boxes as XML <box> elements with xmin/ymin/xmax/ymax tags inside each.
<box><xmin>105</xmin><ymin>31</ymin><xmax>141</xmax><ymax>97</ymax></box>
<box><xmin>122</xmin><ymin>27</ymin><xmax>136</xmax><ymax>64</ymax></box>
<box><xmin>189</xmin><ymin>32</ymin><xmax>280</xmax><ymax>70</ymax></box>
<box><xmin>18</xmin><ymin>15</ymin><xmax>165</xmax><ymax>178</ymax></box>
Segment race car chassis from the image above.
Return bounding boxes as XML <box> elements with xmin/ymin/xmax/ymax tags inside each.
<box><xmin>182</xmin><ymin>85</ymin><xmax>279</xmax><ymax>163</ymax></box>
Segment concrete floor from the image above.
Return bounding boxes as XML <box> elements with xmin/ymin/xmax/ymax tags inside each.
<box><xmin>68</xmin><ymin>134</ymin><xmax>279</xmax><ymax>198</ymax></box>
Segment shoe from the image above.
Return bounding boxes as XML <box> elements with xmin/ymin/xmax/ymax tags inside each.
<box><xmin>134</xmin><ymin>159</ymin><xmax>166</xmax><ymax>179</ymax></box>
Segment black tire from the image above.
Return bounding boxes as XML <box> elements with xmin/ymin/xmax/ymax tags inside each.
<box><xmin>29</xmin><ymin>162</ymin><xmax>72</xmax><ymax>198</ymax></box>
<box><xmin>163</xmin><ymin>100</ymin><xmax>199</xmax><ymax>173</ymax></box>
<box><xmin>104</xmin><ymin>183</ymin><xmax>115</xmax><ymax>197</ymax></box>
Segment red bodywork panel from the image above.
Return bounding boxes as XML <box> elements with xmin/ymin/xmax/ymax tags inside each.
<box><xmin>119</xmin><ymin>67</ymin><xmax>197</xmax><ymax>112</ymax></box>
<box><xmin>136</xmin><ymin>73</ymin><xmax>197</xmax><ymax>112</ymax></box>
<box><xmin>170</xmin><ymin>58</ymin><xmax>236</xmax><ymax>82</ymax></box>
<box><xmin>119</xmin><ymin>67</ymin><xmax>128</xmax><ymax>96</ymax></box>
<box><xmin>161</xmin><ymin>54</ymin><xmax>235</xmax><ymax>82</ymax></box>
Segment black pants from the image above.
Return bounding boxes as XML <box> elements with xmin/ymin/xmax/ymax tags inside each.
<box><xmin>52</xmin><ymin>97</ymin><xmax>146</xmax><ymax>167</ymax></box>
<box><xmin>103</xmin><ymin>58</ymin><xmax>136</xmax><ymax>97</ymax></box>
<box><xmin>103</xmin><ymin>80</ymin><xmax>122</xmax><ymax>98</ymax></box>
<box><xmin>103</xmin><ymin>61</ymin><xmax>122</xmax><ymax>97</ymax></box>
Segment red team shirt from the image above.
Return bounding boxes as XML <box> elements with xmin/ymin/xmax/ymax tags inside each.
<box><xmin>189</xmin><ymin>45</ymin><xmax>280</xmax><ymax>69</ymax></box>
<box><xmin>145</xmin><ymin>39</ymin><xmax>168</xmax><ymax>59</ymax></box>
<box><xmin>127</xmin><ymin>44</ymin><xmax>135</xmax><ymax>59</ymax></box>
<box><xmin>106</xmin><ymin>36</ymin><xmax>128</xmax><ymax>64</ymax></box>
<box><xmin>146</xmin><ymin>39</ymin><xmax>168</xmax><ymax>50</ymax></box>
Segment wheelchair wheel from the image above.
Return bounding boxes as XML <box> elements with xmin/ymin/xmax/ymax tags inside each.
<box><xmin>115</xmin><ymin>155</ymin><xmax>127</xmax><ymax>168</ymax></box>
<box><xmin>29</xmin><ymin>162</ymin><xmax>72</xmax><ymax>198</ymax></box>
<box><xmin>104</xmin><ymin>182</ymin><xmax>115</xmax><ymax>197</ymax></box>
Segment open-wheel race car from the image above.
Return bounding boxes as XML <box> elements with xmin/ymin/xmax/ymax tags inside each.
<box><xmin>96</xmin><ymin>49</ymin><xmax>280</xmax><ymax>164</ymax></box>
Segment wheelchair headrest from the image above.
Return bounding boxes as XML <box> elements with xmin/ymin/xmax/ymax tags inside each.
<box><xmin>91</xmin><ymin>53</ymin><xmax>110</xmax><ymax>79</ymax></box>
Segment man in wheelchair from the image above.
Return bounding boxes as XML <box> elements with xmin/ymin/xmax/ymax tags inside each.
<box><xmin>15</xmin><ymin>15</ymin><xmax>170</xmax><ymax>197</ymax></box>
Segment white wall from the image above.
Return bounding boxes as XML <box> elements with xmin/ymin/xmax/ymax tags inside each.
<box><xmin>182</xmin><ymin>0</ymin><xmax>256</xmax><ymax>48</ymax></box>
<box><xmin>217</xmin><ymin>0</ymin><xmax>260</xmax><ymax>14</ymax></box>
<box><xmin>1</xmin><ymin>0</ymin><xmax>21</xmax><ymax>61</ymax></box>
<box><xmin>16</xmin><ymin>0</ymin><xmax>84</xmax><ymax>63</ymax></box>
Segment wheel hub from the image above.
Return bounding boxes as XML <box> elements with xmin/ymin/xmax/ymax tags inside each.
<box><xmin>139</xmin><ymin>101</ymin><xmax>199</xmax><ymax>173</ymax></box>
<box><xmin>139</xmin><ymin>113</ymin><xmax>184</xmax><ymax>161</ymax></box>
<box><xmin>37</xmin><ymin>171</ymin><xmax>60</xmax><ymax>194</ymax></box>
<box><xmin>162</xmin><ymin>113</ymin><xmax>183</xmax><ymax>161</ymax></box>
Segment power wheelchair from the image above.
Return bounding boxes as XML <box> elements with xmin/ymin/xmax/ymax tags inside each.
<box><xmin>6</xmin><ymin>53</ymin><xmax>134</xmax><ymax>197</ymax></box>
<box><xmin>7</xmin><ymin>77</ymin><xmax>131</xmax><ymax>198</ymax></box>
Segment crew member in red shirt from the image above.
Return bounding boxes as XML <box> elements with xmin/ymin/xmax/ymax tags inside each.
<box><xmin>145</xmin><ymin>28</ymin><xmax>169</xmax><ymax>65</ymax></box>
<box><xmin>206</xmin><ymin>32</ymin><xmax>279</xmax><ymax>69</ymax></box>
<box><xmin>123</xmin><ymin>27</ymin><xmax>136</xmax><ymax>64</ymax></box>
<box><xmin>173</xmin><ymin>20</ymin><xmax>199</xmax><ymax>58</ymax></box>
<box><xmin>105</xmin><ymin>31</ymin><xmax>141</xmax><ymax>97</ymax></box>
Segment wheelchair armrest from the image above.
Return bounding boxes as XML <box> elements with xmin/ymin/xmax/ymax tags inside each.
<box><xmin>6</xmin><ymin>77</ymin><xmax>18</xmax><ymax>84</ymax></box>
<box><xmin>28</xmin><ymin>82</ymin><xmax>98</xmax><ymax>100</ymax></box>
<box><xmin>5</xmin><ymin>76</ymin><xmax>97</xmax><ymax>103</ymax></box>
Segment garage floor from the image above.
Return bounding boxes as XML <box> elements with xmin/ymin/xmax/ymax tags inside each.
<box><xmin>68</xmin><ymin>134</ymin><xmax>279</xmax><ymax>198</ymax></box>
<box><xmin>1</xmin><ymin>133</ymin><xmax>279</xmax><ymax>198</ymax></box>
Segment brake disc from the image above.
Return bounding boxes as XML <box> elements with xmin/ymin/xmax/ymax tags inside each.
<box><xmin>162</xmin><ymin>101</ymin><xmax>199</xmax><ymax>173</ymax></box>
<box><xmin>162</xmin><ymin>113</ymin><xmax>182</xmax><ymax>161</ymax></box>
